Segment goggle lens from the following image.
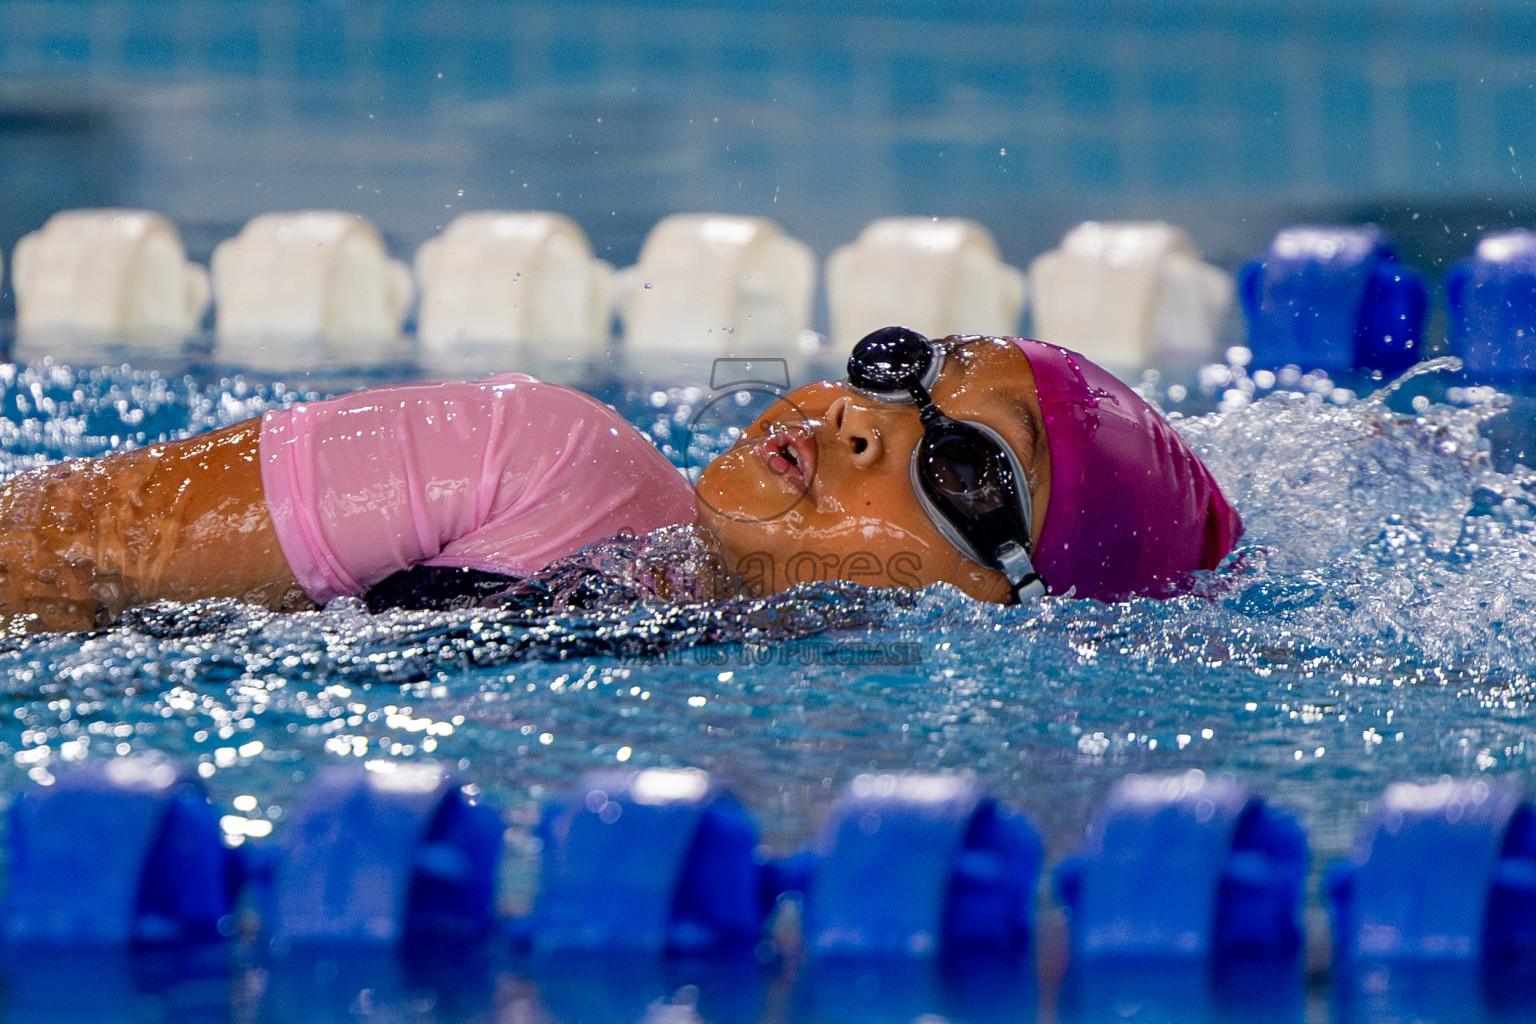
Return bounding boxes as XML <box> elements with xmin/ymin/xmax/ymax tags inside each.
<box><xmin>916</xmin><ymin>423</ymin><xmax>1032</xmax><ymax>561</ymax></box>
<box><xmin>919</xmin><ymin>425</ymin><xmax>1013</xmax><ymax>518</ymax></box>
<box><xmin>846</xmin><ymin>325</ymin><xmax>936</xmax><ymax>395</ymax></box>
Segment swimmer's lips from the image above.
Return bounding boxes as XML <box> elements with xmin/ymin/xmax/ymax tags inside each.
<box><xmin>758</xmin><ymin>426</ymin><xmax>816</xmax><ymax>495</ymax></box>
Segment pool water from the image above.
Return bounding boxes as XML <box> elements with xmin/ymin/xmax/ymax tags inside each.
<box><xmin>1</xmin><ymin>348</ymin><xmax>1535</xmax><ymax>1023</ymax></box>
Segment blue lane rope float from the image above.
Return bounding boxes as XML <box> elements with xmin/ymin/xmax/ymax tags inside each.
<box><xmin>12</xmin><ymin>753</ymin><xmax>1536</xmax><ymax>989</ymax></box>
<box><xmin>1053</xmin><ymin>770</ymin><xmax>1308</xmax><ymax>960</ymax></box>
<box><xmin>0</xmin><ymin>756</ymin><xmax>235</xmax><ymax>947</ymax></box>
<box><xmin>1327</xmin><ymin>778</ymin><xmax>1536</xmax><ymax>965</ymax></box>
<box><xmin>261</xmin><ymin>761</ymin><xmax>502</xmax><ymax>950</ymax></box>
<box><xmin>526</xmin><ymin>767</ymin><xmax>764</xmax><ymax>953</ymax></box>
<box><xmin>1238</xmin><ymin>225</ymin><xmax>1428</xmax><ymax>376</ymax></box>
<box><xmin>1447</xmin><ymin>230</ymin><xmax>1536</xmax><ymax>378</ymax></box>
<box><xmin>801</xmin><ymin>773</ymin><xmax>1042</xmax><ymax>958</ymax></box>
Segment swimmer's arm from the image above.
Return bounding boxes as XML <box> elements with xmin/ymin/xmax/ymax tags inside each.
<box><xmin>126</xmin><ymin>419</ymin><xmax>307</xmax><ymax>605</ymax></box>
<box><xmin>0</xmin><ymin>419</ymin><xmax>308</xmax><ymax>632</ymax></box>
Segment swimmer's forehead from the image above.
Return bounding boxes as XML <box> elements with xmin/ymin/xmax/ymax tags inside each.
<box><xmin>834</xmin><ymin>333</ymin><xmax>1043</xmax><ymax>450</ymax></box>
<box><xmin>932</xmin><ymin>336</ymin><xmax>1041</xmax><ymax>410</ymax></box>
<box><xmin>764</xmin><ymin>335</ymin><xmax>1035</xmax><ymax>418</ymax></box>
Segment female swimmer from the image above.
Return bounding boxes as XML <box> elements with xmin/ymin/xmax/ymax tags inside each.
<box><xmin>0</xmin><ymin>328</ymin><xmax>1241</xmax><ymax>632</ymax></box>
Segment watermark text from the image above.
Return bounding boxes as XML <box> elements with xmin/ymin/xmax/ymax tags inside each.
<box><xmin>667</xmin><ymin>639</ymin><xmax>923</xmax><ymax>667</ymax></box>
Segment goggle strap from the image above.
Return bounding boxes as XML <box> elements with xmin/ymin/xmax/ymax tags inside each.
<box><xmin>1014</xmin><ymin>575</ymin><xmax>1048</xmax><ymax>603</ymax></box>
<box><xmin>995</xmin><ymin>540</ymin><xmax>1046</xmax><ymax>604</ymax></box>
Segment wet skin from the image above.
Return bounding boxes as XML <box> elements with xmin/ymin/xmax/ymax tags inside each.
<box><xmin>694</xmin><ymin>335</ymin><xmax>1052</xmax><ymax>602</ymax></box>
<box><xmin>0</xmin><ymin>419</ymin><xmax>307</xmax><ymax>632</ymax></box>
<box><xmin>0</xmin><ymin>336</ymin><xmax>1048</xmax><ymax>631</ymax></box>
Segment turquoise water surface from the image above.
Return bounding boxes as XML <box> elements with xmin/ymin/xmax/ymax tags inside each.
<box><xmin>0</xmin><ymin>348</ymin><xmax>1533</xmax><ymax>1023</ymax></box>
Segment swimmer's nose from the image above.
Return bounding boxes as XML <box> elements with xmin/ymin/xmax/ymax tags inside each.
<box><xmin>831</xmin><ymin>395</ymin><xmax>884</xmax><ymax>469</ymax></box>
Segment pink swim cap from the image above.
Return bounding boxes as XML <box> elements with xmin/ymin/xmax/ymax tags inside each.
<box><xmin>1011</xmin><ymin>339</ymin><xmax>1243</xmax><ymax>601</ymax></box>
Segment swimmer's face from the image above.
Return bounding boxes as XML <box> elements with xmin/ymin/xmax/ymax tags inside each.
<box><xmin>695</xmin><ymin>336</ymin><xmax>1051</xmax><ymax>602</ymax></box>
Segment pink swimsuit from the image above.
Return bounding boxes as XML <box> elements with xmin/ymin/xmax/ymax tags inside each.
<box><xmin>259</xmin><ymin>375</ymin><xmax>697</xmax><ymax>605</ymax></box>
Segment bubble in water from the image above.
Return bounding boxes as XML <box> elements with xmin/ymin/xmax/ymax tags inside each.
<box><xmin>0</xmin><ymin>360</ymin><xmax>1533</xmax><ymax>913</ymax></box>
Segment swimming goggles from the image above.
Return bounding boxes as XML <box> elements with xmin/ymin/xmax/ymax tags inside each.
<box><xmin>845</xmin><ymin>326</ymin><xmax>1047</xmax><ymax>604</ymax></box>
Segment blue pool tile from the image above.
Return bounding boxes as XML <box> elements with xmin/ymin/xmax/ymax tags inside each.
<box><xmin>1313</xmin><ymin>2</ymin><xmax>1375</xmax><ymax>46</ymax></box>
<box><xmin>1495</xmin><ymin>84</ymin><xmax>1536</xmax><ymax>162</ymax></box>
<box><xmin>1216</xmin><ymin>3</ymin><xmax>1290</xmax><ymax>42</ymax></box>
<box><xmin>37</xmin><ymin>34</ymin><xmax>91</xmax><ymax>65</ymax></box>
<box><xmin>1489</xmin><ymin>4</ymin><xmax>1536</xmax><ymax>53</ymax></box>
<box><xmin>1058</xmin><ymin>62</ymin><xmax>1115</xmax><ymax>114</ymax></box>
<box><xmin>548</xmin><ymin>36</ymin><xmax>602</xmax><ymax>82</ymax></box>
<box><xmin>374</xmin><ymin>33</ymin><xmax>449</xmax><ymax>113</ymax></box>
<box><xmin>1396</xmin><ymin>1</ymin><xmax>1473</xmax><ymax>45</ymax></box>
<box><xmin>635</xmin><ymin>38</ymin><xmax>688</xmax><ymax>78</ymax></box>
<box><xmin>457</xmin><ymin>38</ymin><xmax>514</xmax><ymax>99</ymax></box>
<box><xmin>1322</xmin><ymin>78</ymin><xmax>1374</xmax><ymax>188</ymax></box>
<box><xmin>890</xmin><ymin>56</ymin><xmax>945</xmax><ymax>109</ymax></box>
<box><xmin>1406</xmin><ymin>80</ymin><xmax>1461</xmax><ymax>179</ymax></box>
<box><xmin>1144</xmin><ymin>67</ymin><xmax>1203</xmax><ymax>112</ymax></box>
<box><xmin>122</xmin><ymin>31</ymin><xmax>179</xmax><ymax>74</ymax></box>
<box><xmin>957</xmin><ymin>57</ymin><xmax>1029</xmax><ymax>98</ymax></box>
<box><xmin>293</xmin><ymin>15</ymin><xmax>348</xmax><ymax>83</ymax></box>
<box><xmin>205</xmin><ymin>32</ymin><xmax>263</xmax><ymax>77</ymax></box>
<box><xmin>1226</xmin><ymin>73</ymin><xmax>1286</xmax><ymax>121</ymax></box>
<box><xmin>1151</xmin><ymin>131</ymin><xmax>1207</xmax><ymax>190</ymax></box>
<box><xmin>1065</xmin><ymin>138</ymin><xmax>1123</xmax><ymax>191</ymax></box>
<box><xmin>715</xmin><ymin>46</ymin><xmax>773</xmax><ymax>101</ymax></box>
<box><xmin>1239</xmin><ymin>127</ymin><xmax>1291</xmax><ymax>190</ymax></box>
<box><xmin>290</xmin><ymin>85</ymin><xmax>336</xmax><ymax>120</ymax></box>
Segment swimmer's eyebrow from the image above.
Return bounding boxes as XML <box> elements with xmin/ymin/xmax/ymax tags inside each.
<box><xmin>1012</xmin><ymin>394</ymin><xmax>1047</xmax><ymax>482</ymax></box>
<box><xmin>1018</xmin><ymin>398</ymin><xmax>1042</xmax><ymax>450</ymax></box>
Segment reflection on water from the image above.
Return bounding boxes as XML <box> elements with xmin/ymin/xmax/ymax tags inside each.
<box><xmin>0</xmin><ymin>356</ymin><xmax>1533</xmax><ymax>1022</ymax></box>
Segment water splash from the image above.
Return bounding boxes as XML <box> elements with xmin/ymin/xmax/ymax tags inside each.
<box><xmin>0</xmin><ymin>361</ymin><xmax>1534</xmax><ymax>880</ymax></box>
<box><xmin>1180</xmin><ymin>372</ymin><xmax>1536</xmax><ymax>679</ymax></box>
